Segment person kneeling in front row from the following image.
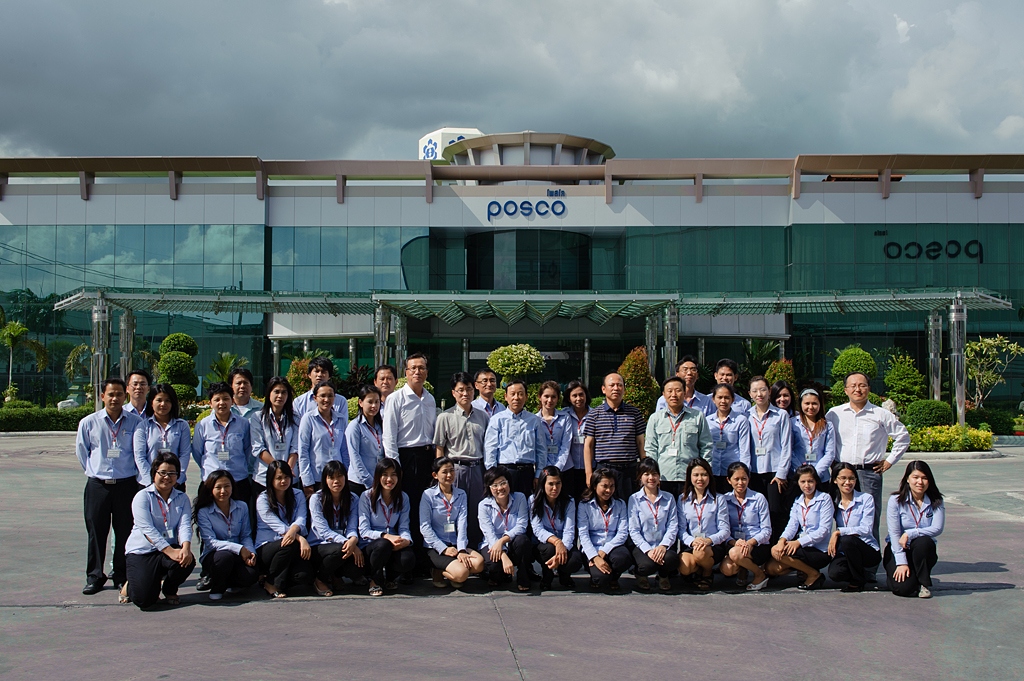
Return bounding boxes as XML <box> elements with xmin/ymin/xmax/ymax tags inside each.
<box><xmin>677</xmin><ymin>458</ymin><xmax>731</xmax><ymax>591</ymax></box>
<box><xmin>255</xmin><ymin>461</ymin><xmax>312</xmax><ymax>598</ymax></box>
<box><xmin>529</xmin><ymin>466</ymin><xmax>585</xmax><ymax>590</ymax></box>
<box><xmin>309</xmin><ymin>461</ymin><xmax>364</xmax><ymax>597</ymax></box>
<box><xmin>884</xmin><ymin>460</ymin><xmax>945</xmax><ymax>598</ymax></box>
<box><xmin>719</xmin><ymin>462</ymin><xmax>772</xmax><ymax>591</ymax></box>
<box><xmin>421</xmin><ymin>457</ymin><xmax>485</xmax><ymax>589</ymax></box>
<box><xmin>577</xmin><ymin>468</ymin><xmax>633</xmax><ymax>591</ymax></box>
<box><xmin>766</xmin><ymin>464</ymin><xmax>834</xmax><ymax>590</ymax></box>
<box><xmin>479</xmin><ymin>465</ymin><xmax>533</xmax><ymax>591</ymax></box>
<box><xmin>827</xmin><ymin>462</ymin><xmax>881</xmax><ymax>592</ymax></box>
<box><xmin>628</xmin><ymin>459</ymin><xmax>680</xmax><ymax>591</ymax></box>
<box><xmin>194</xmin><ymin>470</ymin><xmax>258</xmax><ymax>600</ymax></box>
<box><xmin>358</xmin><ymin>458</ymin><xmax>415</xmax><ymax>596</ymax></box>
<box><xmin>124</xmin><ymin>452</ymin><xmax>195</xmax><ymax>609</ymax></box>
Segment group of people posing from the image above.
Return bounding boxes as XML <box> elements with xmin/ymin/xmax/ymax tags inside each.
<box><xmin>76</xmin><ymin>353</ymin><xmax>945</xmax><ymax>609</ymax></box>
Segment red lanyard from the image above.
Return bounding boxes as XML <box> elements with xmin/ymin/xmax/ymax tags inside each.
<box><xmin>802</xmin><ymin>421</ymin><xmax>816</xmax><ymax>447</ymax></box>
<box><xmin>440</xmin><ymin>491</ymin><xmax>453</xmax><ymax>520</ymax></box>
<box><xmin>736</xmin><ymin>497</ymin><xmax>748</xmax><ymax>532</ymax></box>
<box><xmin>156</xmin><ymin>494</ymin><xmax>169</xmax><ymax>532</ymax></box>
<box><xmin>694</xmin><ymin>495</ymin><xmax>708</xmax><ymax>527</ymax></box>
<box><xmin>752</xmin><ymin>410</ymin><xmax>769</xmax><ymax>445</ymax></box>
<box><xmin>841</xmin><ymin>501</ymin><xmax>855</xmax><ymax>528</ymax></box>
<box><xmin>381</xmin><ymin>502</ymin><xmax>393</xmax><ymax>530</ymax></box>
<box><xmin>107</xmin><ymin>415</ymin><xmax>124</xmax><ymax>446</ymax></box>
<box><xmin>543</xmin><ymin>417</ymin><xmax>556</xmax><ymax>442</ymax></box>
<box><xmin>486</xmin><ymin>401</ymin><xmax>498</xmax><ymax>416</ymax></box>
<box><xmin>908</xmin><ymin>501</ymin><xmax>925</xmax><ymax>527</ymax></box>
<box><xmin>599</xmin><ymin>504</ymin><xmax>613</xmax><ymax>532</ymax></box>
<box><xmin>717</xmin><ymin>415</ymin><xmax>729</xmax><ymax>440</ymax></box>
<box><xmin>270</xmin><ymin>413</ymin><xmax>286</xmax><ymax>442</ymax></box>
<box><xmin>800</xmin><ymin>498</ymin><xmax>813</xmax><ymax>528</ymax></box>
<box><xmin>213</xmin><ymin>418</ymin><xmax>232</xmax><ymax>449</ymax></box>
<box><xmin>644</xmin><ymin>495</ymin><xmax>661</xmax><ymax>526</ymax></box>
<box><xmin>668</xmin><ymin>412</ymin><xmax>685</xmax><ymax>443</ymax></box>
<box><xmin>153</xmin><ymin>420</ymin><xmax>172</xmax><ymax>448</ymax></box>
<box><xmin>334</xmin><ymin>503</ymin><xmax>343</xmax><ymax>528</ymax></box>
<box><xmin>498</xmin><ymin>502</ymin><xmax>513</xmax><ymax>531</ymax></box>
<box><xmin>318</xmin><ymin>414</ymin><xmax>335</xmax><ymax>448</ymax></box>
<box><xmin>545</xmin><ymin>504</ymin><xmax>558</xmax><ymax>531</ymax></box>
<box><xmin>363</xmin><ymin>419</ymin><xmax>382</xmax><ymax>450</ymax></box>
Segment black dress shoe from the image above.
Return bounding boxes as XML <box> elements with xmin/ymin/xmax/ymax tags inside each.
<box><xmin>398</xmin><ymin>573</ymin><xmax>415</xmax><ymax>585</ymax></box>
<box><xmin>798</xmin><ymin>574</ymin><xmax>826</xmax><ymax>591</ymax></box>
<box><xmin>841</xmin><ymin>583</ymin><xmax>864</xmax><ymax>593</ymax></box>
<box><xmin>82</xmin><ymin>576</ymin><xmax>108</xmax><ymax>595</ymax></box>
<box><xmin>196</xmin><ymin>575</ymin><xmax>212</xmax><ymax>591</ymax></box>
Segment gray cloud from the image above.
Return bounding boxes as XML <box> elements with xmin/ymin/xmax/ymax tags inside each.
<box><xmin>2</xmin><ymin>0</ymin><xmax>1023</xmax><ymax>161</ymax></box>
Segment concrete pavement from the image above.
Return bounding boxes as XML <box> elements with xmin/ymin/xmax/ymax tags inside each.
<box><xmin>1</xmin><ymin>435</ymin><xmax>1022</xmax><ymax>680</ymax></box>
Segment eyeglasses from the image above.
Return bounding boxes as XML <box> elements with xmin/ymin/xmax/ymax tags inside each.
<box><xmin>407</xmin><ymin>366</ymin><xmax>427</xmax><ymax>373</ymax></box>
<box><xmin>155</xmin><ymin>470</ymin><xmax>179</xmax><ymax>478</ymax></box>
<box><xmin>453</xmin><ymin>388</ymin><xmax>472</xmax><ymax>395</ymax></box>
<box><xmin>476</xmin><ymin>378</ymin><xmax>497</xmax><ymax>385</ymax></box>
<box><xmin>489</xmin><ymin>480</ymin><xmax>509</xmax><ymax>489</ymax></box>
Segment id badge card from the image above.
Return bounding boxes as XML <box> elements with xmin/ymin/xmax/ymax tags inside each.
<box><xmin>217</xmin><ymin>447</ymin><xmax>230</xmax><ymax>461</ymax></box>
<box><xmin>714</xmin><ymin>439</ymin><xmax>727</xmax><ymax>450</ymax></box>
<box><xmin>547</xmin><ymin>445</ymin><xmax>558</xmax><ymax>455</ymax></box>
<box><xmin>107</xmin><ymin>447</ymin><xmax>121</xmax><ymax>459</ymax></box>
<box><xmin>666</xmin><ymin>447</ymin><xmax>678</xmax><ymax>458</ymax></box>
<box><xmin>576</xmin><ymin>433</ymin><xmax>585</xmax><ymax>444</ymax></box>
<box><xmin>444</xmin><ymin>522</ymin><xmax>456</xmax><ymax>534</ymax></box>
<box><xmin>274</xmin><ymin>442</ymin><xmax>286</xmax><ymax>452</ymax></box>
<box><xmin>650</xmin><ymin>529</ymin><xmax>663</xmax><ymax>543</ymax></box>
<box><xmin>695</xmin><ymin>532</ymin><xmax>707</xmax><ymax>539</ymax></box>
<box><xmin>166</xmin><ymin>529</ymin><xmax>175</xmax><ymax>539</ymax></box>
<box><xmin>755</xmin><ymin>446</ymin><xmax>767</xmax><ymax>458</ymax></box>
<box><xmin>157</xmin><ymin>448</ymin><xmax>173</xmax><ymax>456</ymax></box>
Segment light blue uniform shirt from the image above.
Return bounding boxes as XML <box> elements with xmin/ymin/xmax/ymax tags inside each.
<box><xmin>125</xmin><ymin>485</ymin><xmax>193</xmax><ymax>554</ymax></box>
<box><xmin>255</xmin><ymin>488</ymin><xmax>308</xmax><ymax>548</ymax></box>
<box><xmin>528</xmin><ymin>495</ymin><xmax>577</xmax><ymax>546</ymax></box>
<box><xmin>192</xmin><ymin>413</ymin><xmax>251</xmax><ymax>482</ymax></box>
<box><xmin>725</xmin><ymin>490</ymin><xmax>771</xmax><ymax>544</ymax></box>
<box><xmin>677</xmin><ymin>492</ymin><xmax>732</xmax><ymax>547</ymax></box>
<box><xmin>747</xmin><ymin>405</ymin><xmax>792</xmax><ymax>477</ymax></box>
<box><xmin>249</xmin><ymin>410</ymin><xmax>299</xmax><ymax>484</ymax></box>
<box><xmin>656</xmin><ymin>390</ymin><xmax>714</xmax><ymax>416</ymax></box>
<box><xmin>835</xmin><ymin>491</ymin><xmax>879</xmax><ymax>551</ymax></box>
<box><xmin>297</xmin><ymin>410</ymin><xmax>349</xmax><ymax>488</ymax></box>
<box><xmin>886</xmin><ymin>494</ymin><xmax>945</xmax><ymax>566</ymax></box>
<box><xmin>627</xmin><ymin>489</ymin><xmax>679</xmax><ymax>551</ymax></box>
<box><xmin>536</xmin><ymin>410</ymin><xmax>574</xmax><ymax>470</ymax></box>
<box><xmin>781</xmin><ymin>491</ymin><xmax>835</xmax><ymax>552</ymax></box>
<box><xmin>560</xmin><ymin>407</ymin><xmax>590</xmax><ymax>470</ymax></box>
<box><xmin>472</xmin><ymin>396</ymin><xmax>506</xmax><ymax>419</ymax></box>
<box><xmin>308</xmin><ymin>490</ymin><xmax>360</xmax><ymax>547</ymax></box>
<box><xmin>293</xmin><ymin>390</ymin><xmax>347</xmax><ymax>421</ymax></box>
<box><xmin>483</xmin><ymin>409</ymin><xmax>547</xmax><ymax>475</ymax></box>
<box><xmin>345</xmin><ymin>415</ymin><xmax>383</xmax><ymax>490</ymax></box>
<box><xmin>731</xmin><ymin>393</ymin><xmax>752</xmax><ymax>414</ymax></box>
<box><xmin>358</xmin><ymin>490</ymin><xmax>412</xmax><ymax>545</ymax></box>
<box><xmin>132</xmin><ymin>416</ymin><xmax>192</xmax><ymax>485</ymax></box>
<box><xmin>577</xmin><ymin>497</ymin><xmax>629</xmax><ymax>560</ymax></box>
<box><xmin>231</xmin><ymin>398</ymin><xmax>263</xmax><ymax>421</ymax></box>
<box><xmin>478</xmin><ymin>492</ymin><xmax>529</xmax><ymax>551</ymax></box>
<box><xmin>195</xmin><ymin>499</ymin><xmax>255</xmax><ymax>561</ymax></box>
<box><xmin>75</xmin><ymin>409</ymin><xmax>144</xmax><ymax>480</ymax></box>
<box><xmin>420</xmin><ymin>485</ymin><xmax>469</xmax><ymax>552</ymax></box>
<box><xmin>790</xmin><ymin>418</ymin><xmax>837</xmax><ymax>482</ymax></box>
<box><xmin>706</xmin><ymin>411</ymin><xmax>752</xmax><ymax>476</ymax></box>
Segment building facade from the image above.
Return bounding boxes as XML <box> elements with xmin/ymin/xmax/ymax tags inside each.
<box><xmin>0</xmin><ymin>131</ymin><xmax>1019</xmax><ymax>405</ymax></box>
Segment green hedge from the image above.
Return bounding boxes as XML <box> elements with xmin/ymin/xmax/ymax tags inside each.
<box><xmin>903</xmin><ymin>400</ymin><xmax>952</xmax><ymax>431</ymax></box>
<box><xmin>0</xmin><ymin>406</ymin><xmax>94</xmax><ymax>432</ymax></box>
<box><xmin>965</xmin><ymin>409</ymin><xmax>1016</xmax><ymax>435</ymax></box>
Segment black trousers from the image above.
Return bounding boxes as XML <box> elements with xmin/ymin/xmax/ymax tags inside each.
<box><xmin>597</xmin><ymin>462</ymin><xmax>638</xmax><ymax>501</ymax></box>
<box><xmin>453</xmin><ymin>461</ymin><xmax>484</xmax><ymax>548</ymax></box>
<box><xmin>364</xmin><ymin>537</ymin><xmax>416</xmax><ymax>584</ymax></box>
<box><xmin>201</xmin><ymin>550</ymin><xmax>258</xmax><ymax>595</ymax></box>
<box><xmin>884</xmin><ymin>537</ymin><xmax>938</xmax><ymax>596</ymax></box>
<box><xmin>398</xmin><ymin>445</ymin><xmax>434</xmax><ymax>551</ymax></box>
<box><xmin>83</xmin><ymin>476</ymin><xmax>136</xmax><ymax>584</ymax></box>
<box><xmin>482</xmin><ymin>533</ymin><xmax>533</xmax><ymax>587</ymax></box>
<box><xmin>588</xmin><ymin>544</ymin><xmax>633</xmax><ymax>588</ymax></box>
<box><xmin>562</xmin><ymin>468</ymin><xmax>587</xmax><ymax>502</ymax></box>
<box><xmin>661</xmin><ymin>481</ymin><xmax>685</xmax><ymax>499</ymax></box>
<box><xmin>632</xmin><ymin>545</ymin><xmax>681</xmax><ymax>577</ymax></box>
<box><xmin>349</xmin><ymin>482</ymin><xmax>367</xmax><ymax>498</ymax></box>
<box><xmin>505</xmin><ymin>464</ymin><xmax>536</xmax><ymax>498</ymax></box>
<box><xmin>313</xmin><ymin>542</ymin><xmax>361</xmax><ymax>582</ymax></box>
<box><xmin>126</xmin><ymin>550</ymin><xmax>195</xmax><ymax>609</ymax></box>
<box><xmin>256</xmin><ymin>540</ymin><xmax>313</xmax><ymax>590</ymax></box>
<box><xmin>828</xmin><ymin>535</ymin><xmax>881</xmax><ymax>587</ymax></box>
<box><xmin>249</xmin><ymin>480</ymin><xmax>265</xmax><ymax>538</ymax></box>
<box><xmin>534</xmin><ymin>542</ymin><xmax>585</xmax><ymax>584</ymax></box>
<box><xmin>750</xmin><ymin>473</ymin><xmax>790</xmax><ymax>543</ymax></box>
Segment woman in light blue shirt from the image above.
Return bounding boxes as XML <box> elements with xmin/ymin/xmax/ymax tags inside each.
<box><xmin>677</xmin><ymin>458</ymin><xmax>731</xmax><ymax>591</ymax></box>
<box><xmin>627</xmin><ymin>458</ymin><xmax>679</xmax><ymax>591</ymax></box>
<box><xmin>884</xmin><ymin>460</ymin><xmax>945</xmax><ymax>598</ymax></box>
<box><xmin>308</xmin><ymin>460</ymin><xmax>363</xmax><ymax>597</ymax></box>
<box><xmin>255</xmin><ymin>460</ymin><xmax>311</xmax><ymax>598</ymax></box>
<box><xmin>529</xmin><ymin>465</ymin><xmax>584</xmax><ymax>590</ymax></box>
<box><xmin>719</xmin><ymin>462</ymin><xmax>772</xmax><ymax>591</ymax></box>
<box><xmin>479</xmin><ymin>465</ymin><xmax>532</xmax><ymax>591</ymax></box>
<box><xmin>193</xmin><ymin>470</ymin><xmax>257</xmax><ymax>600</ymax></box>
<box><xmin>358</xmin><ymin>457</ymin><xmax>414</xmax><ymax>596</ymax></box>
<box><xmin>577</xmin><ymin>468</ymin><xmax>632</xmax><ymax>592</ymax></box>
<box><xmin>298</xmin><ymin>381</ymin><xmax>349</xmax><ymax>496</ymax></box>
<box><xmin>133</xmin><ymin>383</ymin><xmax>192</xmax><ymax>490</ymax></box>
<box><xmin>421</xmin><ymin>457</ymin><xmax>484</xmax><ymax>589</ymax></box>
<box><xmin>250</xmin><ymin>377</ymin><xmax>298</xmax><ymax>500</ymax></box>
<box><xmin>124</xmin><ymin>452</ymin><xmax>194</xmax><ymax>609</ymax></box>
<box><xmin>706</xmin><ymin>383</ymin><xmax>752</xmax><ymax>494</ymax></box>
<box><xmin>345</xmin><ymin>385</ymin><xmax>383</xmax><ymax>497</ymax></box>
<box><xmin>766</xmin><ymin>464</ymin><xmax>834</xmax><ymax>590</ymax></box>
<box><xmin>559</xmin><ymin>380</ymin><xmax>591</xmax><ymax>501</ymax></box>
<box><xmin>747</xmin><ymin>375</ymin><xmax>792</xmax><ymax>543</ymax></box>
<box><xmin>790</xmin><ymin>388</ymin><xmax>836</xmax><ymax>486</ymax></box>
<box><xmin>827</xmin><ymin>462</ymin><xmax>880</xmax><ymax>592</ymax></box>
<box><xmin>537</xmin><ymin>381</ymin><xmax>573</xmax><ymax>472</ymax></box>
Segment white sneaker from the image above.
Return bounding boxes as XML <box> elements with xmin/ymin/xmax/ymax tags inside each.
<box><xmin>918</xmin><ymin>586</ymin><xmax>932</xmax><ymax>599</ymax></box>
<box><xmin>208</xmin><ymin>592</ymin><xmax>223</xmax><ymax>600</ymax></box>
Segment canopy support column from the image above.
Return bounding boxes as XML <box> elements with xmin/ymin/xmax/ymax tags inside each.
<box><xmin>118</xmin><ymin>311</ymin><xmax>135</xmax><ymax>380</ymax></box>
<box><xmin>348</xmin><ymin>338</ymin><xmax>358</xmax><ymax>373</ymax></box>
<box><xmin>697</xmin><ymin>337</ymin><xmax>705</xmax><ymax>367</ymax></box>
<box><xmin>462</xmin><ymin>339</ymin><xmax>470</xmax><ymax>372</ymax></box>
<box><xmin>645</xmin><ymin>314</ymin><xmax>658</xmax><ymax>377</ymax></box>
<box><xmin>272</xmin><ymin>340</ymin><xmax>281</xmax><ymax>377</ymax></box>
<box><xmin>394</xmin><ymin>313</ymin><xmax>408</xmax><ymax>373</ymax></box>
<box><xmin>91</xmin><ymin>300</ymin><xmax>110</xmax><ymax>411</ymax></box>
<box><xmin>373</xmin><ymin>305</ymin><xmax>391</xmax><ymax>369</ymax></box>
<box><xmin>583</xmin><ymin>339</ymin><xmax>591</xmax><ymax>388</ymax></box>
<box><xmin>949</xmin><ymin>299</ymin><xmax>967</xmax><ymax>426</ymax></box>
<box><xmin>928</xmin><ymin>313</ymin><xmax>943</xmax><ymax>402</ymax></box>
<box><xmin>663</xmin><ymin>305</ymin><xmax>678</xmax><ymax>381</ymax></box>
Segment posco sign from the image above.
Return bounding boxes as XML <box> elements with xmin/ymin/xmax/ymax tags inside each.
<box><xmin>487</xmin><ymin>199</ymin><xmax>566</xmax><ymax>222</ymax></box>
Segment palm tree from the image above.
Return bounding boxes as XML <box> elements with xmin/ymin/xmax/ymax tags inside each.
<box><xmin>0</xmin><ymin>321</ymin><xmax>49</xmax><ymax>393</ymax></box>
<box><xmin>65</xmin><ymin>344</ymin><xmax>92</xmax><ymax>383</ymax></box>
<box><xmin>205</xmin><ymin>352</ymin><xmax>249</xmax><ymax>389</ymax></box>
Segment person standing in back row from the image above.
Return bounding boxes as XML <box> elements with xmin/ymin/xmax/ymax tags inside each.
<box><xmin>382</xmin><ymin>352</ymin><xmax>436</xmax><ymax>564</ymax></box>
<box><xmin>655</xmin><ymin>356</ymin><xmax>713</xmax><ymax>416</ymax></box>
<box><xmin>472</xmin><ymin>368</ymin><xmax>506</xmax><ymax>419</ymax></box>
<box><xmin>826</xmin><ymin>371</ymin><xmax>910</xmax><ymax>545</ymax></box>
<box><xmin>294</xmin><ymin>358</ymin><xmax>347</xmax><ymax>420</ymax></box>
<box><xmin>434</xmin><ymin>372</ymin><xmax>489</xmax><ymax>547</ymax></box>
<box><xmin>713</xmin><ymin>359</ymin><xmax>750</xmax><ymax>414</ymax></box>
<box><xmin>582</xmin><ymin>372</ymin><xmax>646</xmax><ymax>501</ymax></box>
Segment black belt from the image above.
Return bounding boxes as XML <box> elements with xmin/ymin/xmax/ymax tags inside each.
<box><xmin>850</xmin><ymin>463</ymin><xmax>881</xmax><ymax>471</ymax></box>
<box><xmin>505</xmin><ymin>463</ymin><xmax>535</xmax><ymax>469</ymax></box>
<box><xmin>597</xmin><ymin>461</ymin><xmax>637</xmax><ymax>470</ymax></box>
<box><xmin>450</xmin><ymin>459</ymin><xmax>482</xmax><ymax>466</ymax></box>
<box><xmin>92</xmin><ymin>476</ymin><xmax>136</xmax><ymax>485</ymax></box>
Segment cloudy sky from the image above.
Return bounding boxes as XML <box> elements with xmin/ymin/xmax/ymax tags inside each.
<box><xmin>1</xmin><ymin>0</ymin><xmax>1022</xmax><ymax>161</ymax></box>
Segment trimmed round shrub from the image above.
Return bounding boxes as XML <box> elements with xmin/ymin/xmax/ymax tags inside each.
<box><xmin>159</xmin><ymin>333</ymin><xmax>199</xmax><ymax>357</ymax></box>
<box><xmin>619</xmin><ymin>347</ymin><xmax>659</xmax><ymax>419</ymax></box>
<box><xmin>159</xmin><ymin>351</ymin><xmax>198</xmax><ymax>386</ymax></box>
<box><xmin>765</xmin><ymin>359</ymin><xmax>795</xmax><ymax>386</ymax></box>
<box><xmin>903</xmin><ymin>400</ymin><xmax>952</xmax><ymax>431</ymax></box>
<box><xmin>831</xmin><ymin>347</ymin><xmax>877</xmax><ymax>385</ymax></box>
<box><xmin>884</xmin><ymin>354</ymin><xmax>926</xmax><ymax>411</ymax></box>
<box><xmin>348</xmin><ymin>396</ymin><xmax>359</xmax><ymax>421</ymax></box>
<box><xmin>965</xmin><ymin>409</ymin><xmax>1016</xmax><ymax>435</ymax></box>
<box><xmin>172</xmin><ymin>384</ymin><xmax>198</xmax><ymax>406</ymax></box>
<box><xmin>286</xmin><ymin>358</ymin><xmax>313</xmax><ymax>395</ymax></box>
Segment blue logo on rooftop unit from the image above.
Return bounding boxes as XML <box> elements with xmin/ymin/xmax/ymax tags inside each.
<box><xmin>422</xmin><ymin>139</ymin><xmax>438</xmax><ymax>160</ymax></box>
<box><xmin>488</xmin><ymin>200</ymin><xmax>566</xmax><ymax>221</ymax></box>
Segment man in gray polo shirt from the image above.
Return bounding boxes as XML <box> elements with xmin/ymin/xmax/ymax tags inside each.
<box><xmin>434</xmin><ymin>371</ymin><xmax>489</xmax><ymax>546</ymax></box>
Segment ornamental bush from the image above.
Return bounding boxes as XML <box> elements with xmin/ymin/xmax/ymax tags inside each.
<box><xmin>396</xmin><ymin>377</ymin><xmax>434</xmax><ymax>394</ymax></box>
<box><xmin>909</xmin><ymin>425</ymin><xmax>991</xmax><ymax>452</ymax></box>
<box><xmin>965</xmin><ymin>408</ymin><xmax>1016</xmax><ymax>435</ymax></box>
<box><xmin>884</xmin><ymin>354</ymin><xmax>926</xmax><ymax>411</ymax></box>
<box><xmin>158</xmin><ymin>351</ymin><xmax>199</xmax><ymax>387</ymax></box>
<box><xmin>286</xmin><ymin>358</ymin><xmax>313</xmax><ymax>395</ymax></box>
<box><xmin>487</xmin><ymin>344</ymin><xmax>545</xmax><ymax>379</ymax></box>
<box><xmin>493</xmin><ymin>383</ymin><xmax>543</xmax><ymax>412</ymax></box>
<box><xmin>830</xmin><ymin>346</ymin><xmax>877</xmax><ymax>385</ymax></box>
<box><xmin>159</xmin><ymin>333</ymin><xmax>199</xmax><ymax>358</ymax></box>
<box><xmin>903</xmin><ymin>400</ymin><xmax>952</xmax><ymax>431</ymax></box>
<box><xmin>765</xmin><ymin>359</ymin><xmax>795</xmax><ymax>386</ymax></box>
<box><xmin>827</xmin><ymin>381</ymin><xmax>884</xmax><ymax>409</ymax></box>
<box><xmin>618</xmin><ymin>347</ymin><xmax>659</xmax><ymax>419</ymax></box>
<box><xmin>171</xmin><ymin>383</ymin><xmax>198</xmax><ymax>406</ymax></box>
<box><xmin>0</xmin><ymin>405</ymin><xmax>93</xmax><ymax>432</ymax></box>
<box><xmin>1</xmin><ymin>399</ymin><xmax>37</xmax><ymax>410</ymax></box>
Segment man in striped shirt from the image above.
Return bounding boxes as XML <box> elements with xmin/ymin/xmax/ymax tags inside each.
<box><xmin>582</xmin><ymin>372</ymin><xmax>646</xmax><ymax>500</ymax></box>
